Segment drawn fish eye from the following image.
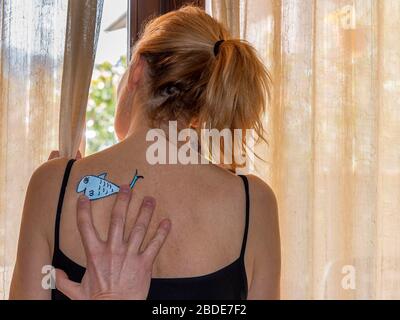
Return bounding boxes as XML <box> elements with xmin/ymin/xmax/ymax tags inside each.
<box><xmin>83</xmin><ymin>177</ymin><xmax>89</xmax><ymax>184</ymax></box>
<box><xmin>89</xmin><ymin>190</ymin><xmax>94</xmax><ymax>197</ymax></box>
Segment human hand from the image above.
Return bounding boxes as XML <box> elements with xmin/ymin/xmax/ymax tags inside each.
<box><xmin>55</xmin><ymin>186</ymin><xmax>171</xmax><ymax>300</ymax></box>
<box><xmin>48</xmin><ymin>150</ymin><xmax>82</xmax><ymax>160</ymax></box>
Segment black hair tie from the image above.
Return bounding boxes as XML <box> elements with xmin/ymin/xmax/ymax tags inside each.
<box><xmin>213</xmin><ymin>40</ymin><xmax>225</xmax><ymax>56</ymax></box>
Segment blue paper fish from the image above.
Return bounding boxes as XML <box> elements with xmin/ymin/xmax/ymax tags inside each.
<box><xmin>76</xmin><ymin>170</ymin><xmax>143</xmax><ymax>201</ymax></box>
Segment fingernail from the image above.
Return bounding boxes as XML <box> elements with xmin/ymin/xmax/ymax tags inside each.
<box><xmin>161</xmin><ymin>219</ymin><xmax>171</xmax><ymax>230</ymax></box>
<box><xmin>79</xmin><ymin>195</ymin><xmax>88</xmax><ymax>203</ymax></box>
<box><xmin>143</xmin><ymin>196</ymin><xmax>155</xmax><ymax>207</ymax></box>
<box><xmin>120</xmin><ymin>185</ymin><xmax>130</xmax><ymax>193</ymax></box>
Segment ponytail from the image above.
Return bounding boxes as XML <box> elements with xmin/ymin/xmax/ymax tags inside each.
<box><xmin>201</xmin><ymin>39</ymin><xmax>271</xmax><ymax>139</ymax></box>
<box><xmin>131</xmin><ymin>5</ymin><xmax>272</xmax><ymax>166</ymax></box>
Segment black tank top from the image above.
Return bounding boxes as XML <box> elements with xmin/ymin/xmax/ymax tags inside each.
<box><xmin>51</xmin><ymin>159</ymin><xmax>250</xmax><ymax>300</ymax></box>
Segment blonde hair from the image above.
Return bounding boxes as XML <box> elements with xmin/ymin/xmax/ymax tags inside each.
<box><xmin>130</xmin><ymin>5</ymin><xmax>271</xmax><ymax>165</ymax></box>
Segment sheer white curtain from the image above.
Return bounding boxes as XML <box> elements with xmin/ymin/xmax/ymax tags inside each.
<box><xmin>59</xmin><ymin>0</ymin><xmax>103</xmax><ymax>158</ymax></box>
<box><xmin>0</xmin><ymin>0</ymin><xmax>102</xmax><ymax>299</ymax></box>
<box><xmin>211</xmin><ymin>0</ymin><xmax>400</xmax><ymax>299</ymax></box>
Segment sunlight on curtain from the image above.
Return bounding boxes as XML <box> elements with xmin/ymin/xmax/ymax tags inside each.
<box><xmin>211</xmin><ymin>0</ymin><xmax>400</xmax><ymax>299</ymax></box>
<box><xmin>0</xmin><ymin>0</ymin><xmax>103</xmax><ymax>299</ymax></box>
<box><xmin>0</xmin><ymin>0</ymin><xmax>68</xmax><ymax>299</ymax></box>
<box><xmin>59</xmin><ymin>0</ymin><xmax>103</xmax><ymax>159</ymax></box>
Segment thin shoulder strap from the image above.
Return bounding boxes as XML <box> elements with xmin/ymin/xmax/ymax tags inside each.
<box><xmin>54</xmin><ymin>159</ymin><xmax>76</xmax><ymax>251</ymax></box>
<box><xmin>238</xmin><ymin>175</ymin><xmax>250</xmax><ymax>260</ymax></box>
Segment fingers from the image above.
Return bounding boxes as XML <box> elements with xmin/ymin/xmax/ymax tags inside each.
<box><xmin>76</xmin><ymin>150</ymin><xmax>82</xmax><ymax>160</ymax></box>
<box><xmin>48</xmin><ymin>150</ymin><xmax>60</xmax><ymax>160</ymax></box>
<box><xmin>127</xmin><ymin>197</ymin><xmax>156</xmax><ymax>253</ymax></box>
<box><xmin>48</xmin><ymin>150</ymin><xmax>81</xmax><ymax>161</ymax></box>
<box><xmin>77</xmin><ymin>195</ymin><xmax>102</xmax><ymax>255</ymax></box>
<box><xmin>108</xmin><ymin>185</ymin><xmax>131</xmax><ymax>248</ymax></box>
<box><xmin>142</xmin><ymin>219</ymin><xmax>171</xmax><ymax>262</ymax></box>
<box><xmin>55</xmin><ymin>269</ymin><xmax>82</xmax><ymax>300</ymax></box>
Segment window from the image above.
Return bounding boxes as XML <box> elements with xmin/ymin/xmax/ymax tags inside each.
<box><xmin>85</xmin><ymin>0</ymin><xmax>205</xmax><ymax>155</ymax></box>
<box><xmin>85</xmin><ymin>0</ymin><xmax>127</xmax><ymax>155</ymax></box>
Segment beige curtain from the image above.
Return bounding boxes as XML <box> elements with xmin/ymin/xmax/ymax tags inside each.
<box><xmin>211</xmin><ymin>0</ymin><xmax>400</xmax><ymax>299</ymax></box>
<box><xmin>59</xmin><ymin>0</ymin><xmax>103</xmax><ymax>158</ymax></box>
<box><xmin>0</xmin><ymin>0</ymin><xmax>102</xmax><ymax>299</ymax></box>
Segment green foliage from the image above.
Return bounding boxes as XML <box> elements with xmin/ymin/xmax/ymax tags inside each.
<box><xmin>86</xmin><ymin>56</ymin><xmax>127</xmax><ymax>155</ymax></box>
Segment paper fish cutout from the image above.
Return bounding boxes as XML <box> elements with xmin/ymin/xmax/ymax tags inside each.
<box><xmin>76</xmin><ymin>170</ymin><xmax>143</xmax><ymax>201</ymax></box>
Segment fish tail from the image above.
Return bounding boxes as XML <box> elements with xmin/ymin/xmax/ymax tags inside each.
<box><xmin>129</xmin><ymin>169</ymin><xmax>144</xmax><ymax>189</ymax></box>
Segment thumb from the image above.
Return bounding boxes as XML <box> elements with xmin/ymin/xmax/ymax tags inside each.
<box><xmin>48</xmin><ymin>150</ymin><xmax>60</xmax><ymax>160</ymax></box>
<box><xmin>76</xmin><ymin>150</ymin><xmax>82</xmax><ymax>160</ymax></box>
<box><xmin>55</xmin><ymin>269</ymin><xmax>82</xmax><ymax>300</ymax></box>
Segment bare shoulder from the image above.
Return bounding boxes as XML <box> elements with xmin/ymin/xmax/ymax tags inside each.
<box><xmin>31</xmin><ymin>157</ymin><xmax>71</xmax><ymax>182</ymax></box>
<box><xmin>28</xmin><ymin>157</ymin><xmax>71</xmax><ymax>204</ymax></box>
<box><xmin>23</xmin><ymin>157</ymin><xmax>72</xmax><ymax>241</ymax></box>
<box><xmin>195</xmin><ymin>163</ymin><xmax>245</xmax><ymax>195</ymax></box>
<box><xmin>245</xmin><ymin>174</ymin><xmax>281</xmax><ymax>299</ymax></box>
<box><xmin>245</xmin><ymin>173</ymin><xmax>279</xmax><ymax>238</ymax></box>
<box><xmin>246</xmin><ymin>174</ymin><xmax>276</xmax><ymax>203</ymax></box>
<box><xmin>10</xmin><ymin>157</ymin><xmax>72</xmax><ymax>299</ymax></box>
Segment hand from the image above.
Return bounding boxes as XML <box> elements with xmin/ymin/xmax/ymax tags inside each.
<box><xmin>55</xmin><ymin>186</ymin><xmax>171</xmax><ymax>300</ymax></box>
<box><xmin>48</xmin><ymin>150</ymin><xmax>82</xmax><ymax>160</ymax></box>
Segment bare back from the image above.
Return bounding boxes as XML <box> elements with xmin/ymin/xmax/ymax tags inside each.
<box><xmin>56</xmin><ymin>141</ymin><xmax>249</xmax><ymax>280</ymax></box>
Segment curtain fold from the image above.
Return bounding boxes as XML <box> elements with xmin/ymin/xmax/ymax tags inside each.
<box><xmin>58</xmin><ymin>0</ymin><xmax>103</xmax><ymax>158</ymax></box>
<box><xmin>211</xmin><ymin>0</ymin><xmax>241</xmax><ymax>37</ymax></box>
<box><xmin>211</xmin><ymin>0</ymin><xmax>400</xmax><ymax>299</ymax></box>
<box><xmin>0</xmin><ymin>0</ymin><xmax>103</xmax><ymax>299</ymax></box>
<box><xmin>0</xmin><ymin>0</ymin><xmax>68</xmax><ymax>299</ymax></box>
